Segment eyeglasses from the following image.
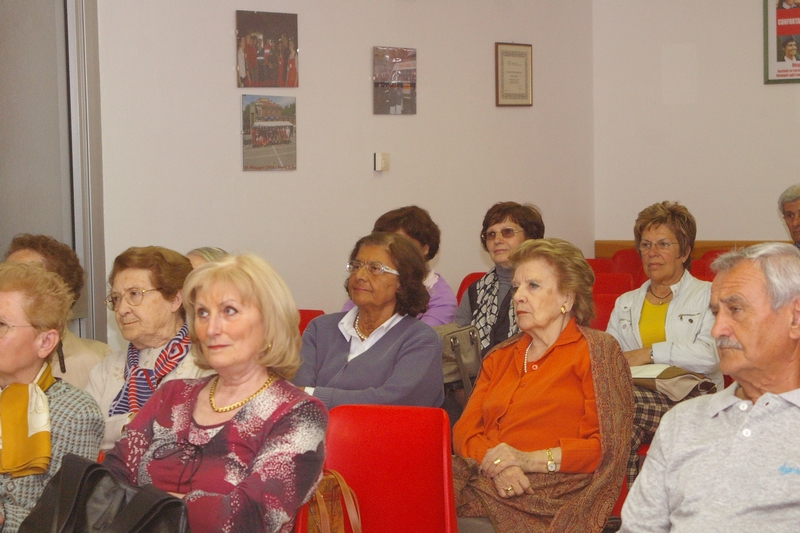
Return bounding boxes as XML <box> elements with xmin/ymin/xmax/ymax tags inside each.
<box><xmin>346</xmin><ymin>260</ymin><xmax>400</xmax><ymax>276</ymax></box>
<box><xmin>0</xmin><ymin>321</ymin><xmax>36</xmax><ymax>339</ymax></box>
<box><xmin>638</xmin><ymin>240</ymin><xmax>679</xmax><ymax>252</ymax></box>
<box><xmin>104</xmin><ymin>287</ymin><xmax>163</xmax><ymax>311</ymax></box>
<box><xmin>483</xmin><ymin>228</ymin><xmax>523</xmax><ymax>241</ymax></box>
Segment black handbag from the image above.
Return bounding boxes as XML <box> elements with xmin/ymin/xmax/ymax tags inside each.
<box><xmin>19</xmin><ymin>453</ymin><xmax>190</xmax><ymax>533</ymax></box>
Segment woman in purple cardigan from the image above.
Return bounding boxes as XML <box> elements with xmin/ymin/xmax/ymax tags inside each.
<box><xmin>295</xmin><ymin>232</ymin><xmax>444</xmax><ymax>409</ymax></box>
<box><xmin>341</xmin><ymin>205</ymin><xmax>457</xmax><ymax>326</ymax></box>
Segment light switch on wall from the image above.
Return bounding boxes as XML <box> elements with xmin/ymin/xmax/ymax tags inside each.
<box><xmin>374</xmin><ymin>152</ymin><xmax>390</xmax><ymax>171</ymax></box>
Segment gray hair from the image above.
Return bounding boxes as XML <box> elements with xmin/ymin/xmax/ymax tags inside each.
<box><xmin>186</xmin><ymin>247</ymin><xmax>229</xmax><ymax>263</ymax></box>
<box><xmin>778</xmin><ymin>184</ymin><xmax>800</xmax><ymax>213</ymax></box>
<box><xmin>711</xmin><ymin>242</ymin><xmax>800</xmax><ymax>311</ymax></box>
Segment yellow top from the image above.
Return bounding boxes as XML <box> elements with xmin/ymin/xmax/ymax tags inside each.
<box><xmin>638</xmin><ymin>298</ymin><xmax>668</xmax><ymax>348</ymax></box>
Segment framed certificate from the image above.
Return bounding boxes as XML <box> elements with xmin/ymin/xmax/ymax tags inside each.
<box><xmin>495</xmin><ymin>42</ymin><xmax>532</xmax><ymax>106</ymax></box>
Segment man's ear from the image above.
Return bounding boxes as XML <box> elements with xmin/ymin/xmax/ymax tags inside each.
<box><xmin>789</xmin><ymin>297</ymin><xmax>800</xmax><ymax>340</ymax></box>
<box><xmin>36</xmin><ymin>329</ymin><xmax>60</xmax><ymax>361</ymax></box>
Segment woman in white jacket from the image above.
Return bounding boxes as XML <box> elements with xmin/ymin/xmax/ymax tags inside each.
<box><xmin>607</xmin><ymin>201</ymin><xmax>718</xmax><ymax>486</ymax></box>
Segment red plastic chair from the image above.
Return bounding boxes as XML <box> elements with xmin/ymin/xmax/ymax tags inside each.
<box><xmin>322</xmin><ymin>405</ymin><xmax>458</xmax><ymax>533</ymax></box>
<box><xmin>690</xmin><ymin>259</ymin><xmax>714</xmax><ymax>281</ymax></box>
<box><xmin>298</xmin><ymin>309</ymin><xmax>324</xmax><ymax>333</ymax></box>
<box><xmin>456</xmin><ymin>272</ymin><xmax>486</xmax><ymax>304</ymax></box>
<box><xmin>611</xmin><ymin>249</ymin><xmax>647</xmax><ymax>286</ymax></box>
<box><xmin>593</xmin><ymin>273</ymin><xmax>634</xmax><ymax>295</ymax></box>
<box><xmin>586</xmin><ymin>258</ymin><xmax>614</xmax><ymax>274</ymax></box>
<box><xmin>590</xmin><ymin>293</ymin><xmax>618</xmax><ymax>330</ymax></box>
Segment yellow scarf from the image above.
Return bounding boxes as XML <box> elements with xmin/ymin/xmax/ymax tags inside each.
<box><xmin>0</xmin><ymin>363</ymin><xmax>55</xmax><ymax>477</ymax></box>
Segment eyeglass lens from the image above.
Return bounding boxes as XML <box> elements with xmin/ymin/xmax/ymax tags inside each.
<box><xmin>485</xmin><ymin>228</ymin><xmax>518</xmax><ymax>240</ymax></box>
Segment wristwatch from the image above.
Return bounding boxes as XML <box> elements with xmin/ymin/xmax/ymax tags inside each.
<box><xmin>545</xmin><ymin>448</ymin><xmax>556</xmax><ymax>473</ymax></box>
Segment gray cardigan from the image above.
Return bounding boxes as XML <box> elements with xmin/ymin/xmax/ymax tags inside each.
<box><xmin>293</xmin><ymin>312</ymin><xmax>444</xmax><ymax>409</ymax></box>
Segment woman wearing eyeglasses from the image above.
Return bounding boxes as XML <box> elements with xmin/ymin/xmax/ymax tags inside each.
<box><xmin>86</xmin><ymin>246</ymin><xmax>210</xmax><ymax>450</ymax></box>
<box><xmin>606</xmin><ymin>201</ymin><xmax>718</xmax><ymax>486</ymax></box>
<box><xmin>0</xmin><ymin>262</ymin><xmax>103</xmax><ymax>532</ymax></box>
<box><xmin>455</xmin><ymin>202</ymin><xmax>545</xmax><ymax>357</ymax></box>
<box><xmin>293</xmin><ymin>232</ymin><xmax>444</xmax><ymax>408</ymax></box>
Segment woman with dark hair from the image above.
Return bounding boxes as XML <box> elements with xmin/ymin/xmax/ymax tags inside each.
<box><xmin>341</xmin><ymin>205</ymin><xmax>457</xmax><ymax>326</ymax></box>
<box><xmin>294</xmin><ymin>232</ymin><xmax>443</xmax><ymax>408</ymax></box>
<box><xmin>5</xmin><ymin>234</ymin><xmax>112</xmax><ymax>388</ymax></box>
<box><xmin>86</xmin><ymin>246</ymin><xmax>210</xmax><ymax>449</ymax></box>
<box><xmin>455</xmin><ymin>202</ymin><xmax>545</xmax><ymax>356</ymax></box>
<box><xmin>606</xmin><ymin>201</ymin><xmax>718</xmax><ymax>486</ymax></box>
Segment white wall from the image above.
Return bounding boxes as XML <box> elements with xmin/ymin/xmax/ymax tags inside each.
<box><xmin>97</xmin><ymin>0</ymin><xmax>595</xmax><ymax>347</ymax></box>
<box><xmin>593</xmin><ymin>1</ymin><xmax>800</xmax><ymax>243</ymax></box>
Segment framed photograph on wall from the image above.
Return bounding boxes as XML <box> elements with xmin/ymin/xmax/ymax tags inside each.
<box><xmin>765</xmin><ymin>1</ymin><xmax>800</xmax><ymax>83</ymax></box>
<box><xmin>373</xmin><ymin>46</ymin><xmax>417</xmax><ymax>115</ymax></box>
<box><xmin>242</xmin><ymin>95</ymin><xmax>296</xmax><ymax>171</ymax></box>
<box><xmin>236</xmin><ymin>11</ymin><xmax>298</xmax><ymax>88</ymax></box>
<box><xmin>495</xmin><ymin>42</ymin><xmax>532</xmax><ymax>106</ymax></box>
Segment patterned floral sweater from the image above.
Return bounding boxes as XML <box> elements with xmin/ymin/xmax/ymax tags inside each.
<box><xmin>104</xmin><ymin>377</ymin><xmax>327</xmax><ymax>533</ymax></box>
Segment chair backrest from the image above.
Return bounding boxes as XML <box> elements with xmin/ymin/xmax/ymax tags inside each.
<box><xmin>690</xmin><ymin>259</ymin><xmax>714</xmax><ymax>281</ymax></box>
<box><xmin>593</xmin><ymin>272</ymin><xmax>634</xmax><ymax>295</ymax></box>
<box><xmin>456</xmin><ymin>272</ymin><xmax>486</xmax><ymax>304</ymax></box>
<box><xmin>298</xmin><ymin>309</ymin><xmax>324</xmax><ymax>333</ymax></box>
<box><xmin>324</xmin><ymin>405</ymin><xmax>457</xmax><ymax>533</ymax></box>
<box><xmin>611</xmin><ymin>249</ymin><xmax>646</xmax><ymax>286</ymax></box>
<box><xmin>586</xmin><ymin>257</ymin><xmax>614</xmax><ymax>274</ymax></box>
<box><xmin>590</xmin><ymin>293</ymin><xmax>618</xmax><ymax>331</ymax></box>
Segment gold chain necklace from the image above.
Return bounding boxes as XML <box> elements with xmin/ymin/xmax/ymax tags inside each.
<box><xmin>354</xmin><ymin>314</ymin><xmax>367</xmax><ymax>341</ymax></box>
<box><xmin>209</xmin><ymin>373</ymin><xmax>276</xmax><ymax>413</ymax></box>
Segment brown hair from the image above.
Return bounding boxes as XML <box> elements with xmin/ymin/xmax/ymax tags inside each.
<box><xmin>0</xmin><ymin>262</ymin><xmax>72</xmax><ymax>360</ymax></box>
<box><xmin>183</xmin><ymin>254</ymin><xmax>300</xmax><ymax>380</ymax></box>
<box><xmin>633</xmin><ymin>201</ymin><xmax>696</xmax><ymax>270</ymax></box>
<box><xmin>345</xmin><ymin>232</ymin><xmax>429</xmax><ymax>317</ymax></box>
<box><xmin>510</xmin><ymin>238</ymin><xmax>595</xmax><ymax>327</ymax></box>
<box><xmin>5</xmin><ymin>234</ymin><xmax>84</xmax><ymax>307</ymax></box>
<box><xmin>109</xmin><ymin>246</ymin><xmax>193</xmax><ymax>318</ymax></box>
<box><xmin>480</xmin><ymin>202</ymin><xmax>545</xmax><ymax>250</ymax></box>
<box><xmin>372</xmin><ymin>206</ymin><xmax>441</xmax><ymax>261</ymax></box>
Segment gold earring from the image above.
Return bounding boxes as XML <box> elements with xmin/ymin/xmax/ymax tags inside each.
<box><xmin>560</xmin><ymin>305</ymin><xmax>566</xmax><ymax>314</ymax></box>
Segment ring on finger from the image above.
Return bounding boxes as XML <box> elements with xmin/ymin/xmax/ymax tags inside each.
<box><xmin>493</xmin><ymin>458</ymin><xmax>502</xmax><ymax>465</ymax></box>
<box><xmin>505</xmin><ymin>486</ymin><xmax>514</xmax><ymax>494</ymax></box>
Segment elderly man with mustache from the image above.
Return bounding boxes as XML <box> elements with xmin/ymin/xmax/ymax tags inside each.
<box><xmin>619</xmin><ymin>242</ymin><xmax>800</xmax><ymax>532</ymax></box>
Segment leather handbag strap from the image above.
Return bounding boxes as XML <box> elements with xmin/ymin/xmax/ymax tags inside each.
<box><xmin>325</xmin><ymin>470</ymin><xmax>362</xmax><ymax>533</ymax></box>
<box><xmin>309</xmin><ymin>489</ymin><xmax>331</xmax><ymax>533</ymax></box>
<box><xmin>450</xmin><ymin>333</ymin><xmax>473</xmax><ymax>399</ymax></box>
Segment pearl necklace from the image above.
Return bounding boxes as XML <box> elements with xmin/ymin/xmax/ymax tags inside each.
<box><xmin>354</xmin><ymin>314</ymin><xmax>367</xmax><ymax>341</ymax></box>
<box><xmin>523</xmin><ymin>341</ymin><xmax>533</xmax><ymax>374</ymax></box>
<box><xmin>648</xmin><ymin>286</ymin><xmax>673</xmax><ymax>305</ymax></box>
<box><xmin>209</xmin><ymin>373</ymin><xmax>276</xmax><ymax>413</ymax></box>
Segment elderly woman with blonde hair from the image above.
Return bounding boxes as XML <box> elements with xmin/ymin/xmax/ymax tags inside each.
<box><xmin>4</xmin><ymin>234</ymin><xmax>112</xmax><ymax>388</ymax></box>
<box><xmin>454</xmin><ymin>239</ymin><xmax>632</xmax><ymax>533</ymax></box>
<box><xmin>0</xmin><ymin>262</ymin><xmax>103</xmax><ymax>532</ymax></box>
<box><xmin>104</xmin><ymin>254</ymin><xmax>326</xmax><ymax>533</ymax></box>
